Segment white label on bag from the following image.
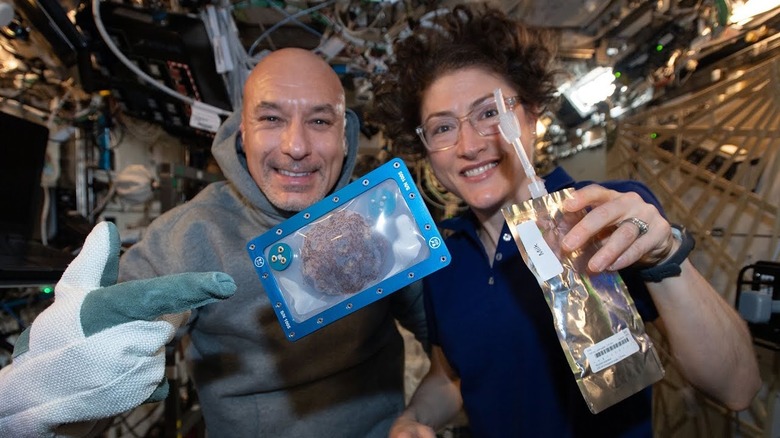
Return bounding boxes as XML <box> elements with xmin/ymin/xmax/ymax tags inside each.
<box><xmin>584</xmin><ymin>328</ymin><xmax>640</xmax><ymax>373</ymax></box>
<box><xmin>516</xmin><ymin>220</ymin><xmax>563</xmax><ymax>281</ymax></box>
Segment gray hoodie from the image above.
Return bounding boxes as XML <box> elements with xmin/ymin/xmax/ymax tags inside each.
<box><xmin>119</xmin><ymin>110</ymin><xmax>427</xmax><ymax>437</ymax></box>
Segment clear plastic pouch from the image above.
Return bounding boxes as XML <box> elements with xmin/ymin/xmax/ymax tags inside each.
<box><xmin>502</xmin><ymin>187</ymin><xmax>664</xmax><ymax>413</ymax></box>
<box><xmin>247</xmin><ymin>159</ymin><xmax>451</xmax><ymax>341</ymax></box>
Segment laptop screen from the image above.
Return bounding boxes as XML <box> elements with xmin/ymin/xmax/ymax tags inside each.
<box><xmin>0</xmin><ymin>110</ymin><xmax>50</xmax><ymax>240</ymax></box>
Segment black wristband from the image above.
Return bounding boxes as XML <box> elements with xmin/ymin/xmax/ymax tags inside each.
<box><xmin>639</xmin><ymin>224</ymin><xmax>695</xmax><ymax>283</ymax></box>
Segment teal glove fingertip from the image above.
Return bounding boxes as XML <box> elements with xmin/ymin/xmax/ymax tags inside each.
<box><xmin>211</xmin><ymin>272</ymin><xmax>237</xmax><ymax>298</ymax></box>
<box><xmin>143</xmin><ymin>378</ymin><xmax>170</xmax><ymax>404</ymax></box>
<box><xmin>11</xmin><ymin>327</ymin><xmax>31</xmax><ymax>358</ymax></box>
<box><xmin>80</xmin><ymin>272</ymin><xmax>236</xmax><ymax>337</ymax></box>
<box><xmin>99</xmin><ymin>221</ymin><xmax>121</xmax><ymax>288</ymax></box>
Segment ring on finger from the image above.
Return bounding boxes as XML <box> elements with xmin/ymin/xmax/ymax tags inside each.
<box><xmin>619</xmin><ymin>217</ymin><xmax>649</xmax><ymax>237</ymax></box>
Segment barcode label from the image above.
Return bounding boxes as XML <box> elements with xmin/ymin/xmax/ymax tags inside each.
<box><xmin>584</xmin><ymin>328</ymin><xmax>639</xmax><ymax>373</ymax></box>
<box><xmin>516</xmin><ymin>220</ymin><xmax>563</xmax><ymax>281</ymax></box>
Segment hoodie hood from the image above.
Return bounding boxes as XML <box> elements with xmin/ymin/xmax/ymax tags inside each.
<box><xmin>211</xmin><ymin>108</ymin><xmax>360</xmax><ymax>221</ymax></box>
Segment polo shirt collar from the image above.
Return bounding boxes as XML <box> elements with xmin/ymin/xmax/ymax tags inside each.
<box><xmin>439</xmin><ymin>166</ymin><xmax>577</xmax><ymax>235</ymax></box>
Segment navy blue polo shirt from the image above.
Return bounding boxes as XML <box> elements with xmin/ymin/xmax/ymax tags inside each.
<box><xmin>424</xmin><ymin>167</ymin><xmax>662</xmax><ymax>437</ymax></box>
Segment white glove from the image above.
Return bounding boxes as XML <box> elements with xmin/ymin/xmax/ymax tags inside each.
<box><xmin>0</xmin><ymin>222</ymin><xmax>236</xmax><ymax>437</ymax></box>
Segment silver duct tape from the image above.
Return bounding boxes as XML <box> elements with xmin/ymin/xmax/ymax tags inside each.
<box><xmin>503</xmin><ymin>187</ymin><xmax>664</xmax><ymax>414</ymax></box>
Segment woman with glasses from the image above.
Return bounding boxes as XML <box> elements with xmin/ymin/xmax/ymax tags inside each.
<box><xmin>370</xmin><ymin>4</ymin><xmax>759</xmax><ymax>437</ymax></box>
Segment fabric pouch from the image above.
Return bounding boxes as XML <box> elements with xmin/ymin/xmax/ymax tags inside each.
<box><xmin>247</xmin><ymin>158</ymin><xmax>450</xmax><ymax>341</ymax></box>
<box><xmin>502</xmin><ymin>187</ymin><xmax>664</xmax><ymax>413</ymax></box>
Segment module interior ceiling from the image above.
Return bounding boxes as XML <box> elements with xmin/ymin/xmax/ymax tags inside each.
<box><xmin>5</xmin><ymin>0</ymin><xmax>775</xmax><ymax>137</ymax></box>
<box><xmin>237</xmin><ymin>0</ymin><xmax>701</xmax><ymax>86</ymax></box>
<box><xmin>500</xmin><ymin>0</ymin><xmax>677</xmax><ymax>62</ymax></box>
<box><xmin>238</xmin><ymin>0</ymin><xmax>661</xmax><ymax>56</ymax></box>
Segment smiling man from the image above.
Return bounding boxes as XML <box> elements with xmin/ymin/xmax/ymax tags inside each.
<box><xmin>116</xmin><ymin>48</ymin><xmax>428</xmax><ymax>437</ymax></box>
<box><xmin>241</xmin><ymin>49</ymin><xmax>348</xmax><ymax>212</ymax></box>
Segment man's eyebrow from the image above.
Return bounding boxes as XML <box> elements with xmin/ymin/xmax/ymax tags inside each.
<box><xmin>308</xmin><ymin>103</ymin><xmax>339</xmax><ymax>116</ymax></box>
<box><xmin>250</xmin><ymin>101</ymin><xmax>282</xmax><ymax>116</ymax></box>
<box><xmin>250</xmin><ymin>102</ymin><xmax>340</xmax><ymax>117</ymax></box>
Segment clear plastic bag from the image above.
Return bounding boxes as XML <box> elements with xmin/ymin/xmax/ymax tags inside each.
<box><xmin>247</xmin><ymin>159</ymin><xmax>450</xmax><ymax>341</ymax></box>
<box><xmin>502</xmin><ymin>187</ymin><xmax>664</xmax><ymax>413</ymax></box>
<box><xmin>265</xmin><ymin>179</ymin><xmax>430</xmax><ymax>322</ymax></box>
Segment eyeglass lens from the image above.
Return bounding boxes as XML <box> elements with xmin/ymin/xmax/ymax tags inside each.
<box><xmin>421</xmin><ymin>99</ymin><xmax>504</xmax><ymax>150</ymax></box>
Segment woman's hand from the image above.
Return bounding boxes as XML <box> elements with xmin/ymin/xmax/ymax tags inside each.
<box><xmin>388</xmin><ymin>415</ymin><xmax>437</xmax><ymax>438</ymax></box>
<box><xmin>560</xmin><ymin>184</ymin><xmax>676</xmax><ymax>272</ymax></box>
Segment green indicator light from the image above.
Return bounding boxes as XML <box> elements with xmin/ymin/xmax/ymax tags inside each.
<box><xmin>650</xmin><ymin>133</ymin><xmax>658</xmax><ymax>139</ymax></box>
<box><xmin>614</xmin><ymin>71</ymin><xmax>622</xmax><ymax>78</ymax></box>
<box><xmin>42</xmin><ymin>286</ymin><xmax>54</xmax><ymax>294</ymax></box>
<box><xmin>656</xmin><ymin>44</ymin><xmax>663</xmax><ymax>52</ymax></box>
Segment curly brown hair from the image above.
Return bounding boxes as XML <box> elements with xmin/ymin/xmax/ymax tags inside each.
<box><xmin>369</xmin><ymin>3</ymin><xmax>561</xmax><ymax>156</ymax></box>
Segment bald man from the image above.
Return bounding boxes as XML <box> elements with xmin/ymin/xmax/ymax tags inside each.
<box><xmin>0</xmin><ymin>48</ymin><xmax>426</xmax><ymax>437</ymax></box>
<box><xmin>118</xmin><ymin>48</ymin><xmax>427</xmax><ymax>437</ymax></box>
<box><xmin>240</xmin><ymin>48</ymin><xmax>350</xmax><ymax>212</ymax></box>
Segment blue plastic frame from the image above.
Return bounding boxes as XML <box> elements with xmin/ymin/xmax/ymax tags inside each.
<box><xmin>247</xmin><ymin>158</ymin><xmax>450</xmax><ymax>341</ymax></box>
